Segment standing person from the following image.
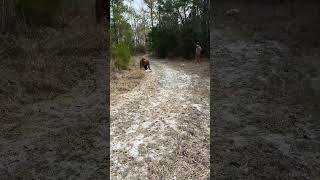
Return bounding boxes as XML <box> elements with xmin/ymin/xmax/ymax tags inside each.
<box><xmin>195</xmin><ymin>42</ymin><xmax>202</xmax><ymax>64</ymax></box>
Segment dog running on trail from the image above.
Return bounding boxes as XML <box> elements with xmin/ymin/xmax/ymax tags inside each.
<box><xmin>140</xmin><ymin>56</ymin><xmax>151</xmax><ymax>70</ymax></box>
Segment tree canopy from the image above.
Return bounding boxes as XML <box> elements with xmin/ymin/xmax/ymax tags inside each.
<box><xmin>111</xmin><ymin>0</ymin><xmax>209</xmax><ymax>68</ymax></box>
<box><xmin>148</xmin><ymin>0</ymin><xmax>209</xmax><ymax>58</ymax></box>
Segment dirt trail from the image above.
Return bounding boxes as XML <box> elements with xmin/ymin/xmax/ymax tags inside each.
<box><xmin>0</xmin><ymin>58</ymin><xmax>108</xmax><ymax>179</ymax></box>
<box><xmin>111</xmin><ymin>56</ymin><xmax>210</xmax><ymax>179</ymax></box>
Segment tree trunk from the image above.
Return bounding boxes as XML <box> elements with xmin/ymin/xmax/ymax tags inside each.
<box><xmin>192</xmin><ymin>0</ymin><xmax>196</xmax><ymax>18</ymax></box>
<box><xmin>150</xmin><ymin>6</ymin><xmax>153</xmax><ymax>27</ymax></box>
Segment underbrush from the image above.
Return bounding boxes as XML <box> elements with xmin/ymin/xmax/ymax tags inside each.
<box><xmin>111</xmin><ymin>57</ymin><xmax>145</xmax><ymax>95</ymax></box>
<box><xmin>111</xmin><ymin>42</ymin><xmax>131</xmax><ymax>70</ymax></box>
<box><xmin>0</xmin><ymin>15</ymin><xmax>106</xmax><ymax>108</ymax></box>
<box><xmin>0</xmin><ymin>0</ymin><xmax>109</xmax><ymax>106</ymax></box>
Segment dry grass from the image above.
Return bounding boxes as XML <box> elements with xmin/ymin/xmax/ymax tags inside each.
<box><xmin>111</xmin><ymin>58</ymin><xmax>145</xmax><ymax>96</ymax></box>
<box><xmin>211</xmin><ymin>2</ymin><xmax>320</xmax><ymax>178</ymax></box>
<box><xmin>148</xmin><ymin>133</ymin><xmax>209</xmax><ymax>180</ymax></box>
<box><xmin>0</xmin><ymin>1</ymin><xmax>110</xmax><ymax>178</ymax></box>
<box><xmin>214</xmin><ymin>1</ymin><xmax>320</xmax><ymax>54</ymax></box>
<box><xmin>0</xmin><ymin>1</ymin><xmax>107</xmax><ymax>115</ymax></box>
<box><xmin>0</xmin><ymin>27</ymin><xmax>104</xmax><ymax>103</ymax></box>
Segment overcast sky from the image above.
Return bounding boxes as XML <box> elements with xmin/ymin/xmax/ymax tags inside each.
<box><xmin>131</xmin><ymin>0</ymin><xmax>145</xmax><ymax>10</ymax></box>
<box><xmin>123</xmin><ymin>0</ymin><xmax>147</xmax><ymax>11</ymax></box>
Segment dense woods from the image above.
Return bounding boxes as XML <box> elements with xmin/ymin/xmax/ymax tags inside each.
<box><xmin>111</xmin><ymin>0</ymin><xmax>209</xmax><ymax>69</ymax></box>
<box><xmin>149</xmin><ymin>0</ymin><xmax>209</xmax><ymax>58</ymax></box>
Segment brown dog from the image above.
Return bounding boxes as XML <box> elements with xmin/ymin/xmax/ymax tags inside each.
<box><xmin>140</xmin><ymin>57</ymin><xmax>151</xmax><ymax>70</ymax></box>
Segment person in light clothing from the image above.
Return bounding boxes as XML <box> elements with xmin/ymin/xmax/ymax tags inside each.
<box><xmin>195</xmin><ymin>42</ymin><xmax>202</xmax><ymax>63</ymax></box>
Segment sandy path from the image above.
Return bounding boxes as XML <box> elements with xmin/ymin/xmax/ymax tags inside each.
<box><xmin>111</xmin><ymin>57</ymin><xmax>210</xmax><ymax>179</ymax></box>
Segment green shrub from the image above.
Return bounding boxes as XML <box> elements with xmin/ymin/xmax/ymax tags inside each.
<box><xmin>112</xmin><ymin>43</ymin><xmax>131</xmax><ymax>70</ymax></box>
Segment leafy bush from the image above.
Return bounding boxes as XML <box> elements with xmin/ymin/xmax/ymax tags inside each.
<box><xmin>112</xmin><ymin>42</ymin><xmax>131</xmax><ymax>70</ymax></box>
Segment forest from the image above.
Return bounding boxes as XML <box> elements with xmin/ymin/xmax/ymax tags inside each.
<box><xmin>111</xmin><ymin>0</ymin><xmax>209</xmax><ymax>69</ymax></box>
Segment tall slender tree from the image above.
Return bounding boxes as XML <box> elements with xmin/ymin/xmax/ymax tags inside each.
<box><xmin>144</xmin><ymin>0</ymin><xmax>156</xmax><ymax>27</ymax></box>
